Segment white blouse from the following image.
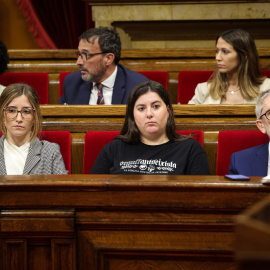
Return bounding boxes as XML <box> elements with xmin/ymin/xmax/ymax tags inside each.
<box><xmin>4</xmin><ymin>139</ymin><xmax>30</xmax><ymax>175</ymax></box>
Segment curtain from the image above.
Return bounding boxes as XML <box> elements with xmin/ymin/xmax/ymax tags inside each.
<box><xmin>17</xmin><ymin>0</ymin><xmax>93</xmax><ymax>49</ymax></box>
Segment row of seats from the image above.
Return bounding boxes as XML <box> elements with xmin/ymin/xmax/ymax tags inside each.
<box><xmin>1</xmin><ymin>130</ymin><xmax>267</xmax><ymax>175</ymax></box>
<box><xmin>3</xmin><ymin>70</ymin><xmax>270</xmax><ymax>104</ymax></box>
<box><xmin>0</xmin><ymin>71</ymin><xmax>168</xmax><ymax>104</ymax></box>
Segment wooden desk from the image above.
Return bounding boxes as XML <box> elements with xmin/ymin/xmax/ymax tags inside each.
<box><xmin>0</xmin><ymin>175</ymin><xmax>269</xmax><ymax>270</ymax></box>
<box><xmin>40</xmin><ymin>104</ymin><xmax>258</xmax><ymax>174</ymax></box>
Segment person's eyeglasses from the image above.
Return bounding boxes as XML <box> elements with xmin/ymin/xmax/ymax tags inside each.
<box><xmin>76</xmin><ymin>51</ymin><xmax>106</xmax><ymax>62</ymax></box>
<box><xmin>260</xmin><ymin>109</ymin><xmax>270</xmax><ymax>121</ymax></box>
<box><xmin>4</xmin><ymin>107</ymin><xmax>35</xmax><ymax>120</ymax></box>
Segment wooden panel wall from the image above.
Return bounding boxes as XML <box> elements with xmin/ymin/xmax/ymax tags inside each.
<box><xmin>0</xmin><ymin>175</ymin><xmax>270</xmax><ymax>270</ymax></box>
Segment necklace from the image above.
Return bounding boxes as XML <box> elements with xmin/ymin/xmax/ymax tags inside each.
<box><xmin>228</xmin><ymin>87</ymin><xmax>240</xmax><ymax>94</ymax></box>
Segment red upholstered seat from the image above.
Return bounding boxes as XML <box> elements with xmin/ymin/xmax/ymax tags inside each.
<box><xmin>0</xmin><ymin>131</ymin><xmax>71</xmax><ymax>174</ymax></box>
<box><xmin>83</xmin><ymin>130</ymin><xmax>203</xmax><ymax>174</ymax></box>
<box><xmin>177</xmin><ymin>70</ymin><xmax>214</xmax><ymax>104</ymax></box>
<box><xmin>59</xmin><ymin>71</ymin><xmax>72</xmax><ymax>97</ymax></box>
<box><xmin>0</xmin><ymin>73</ymin><xmax>49</xmax><ymax>104</ymax></box>
<box><xmin>138</xmin><ymin>71</ymin><xmax>168</xmax><ymax>89</ymax></box>
<box><xmin>59</xmin><ymin>71</ymin><xmax>169</xmax><ymax>98</ymax></box>
<box><xmin>38</xmin><ymin>131</ymin><xmax>72</xmax><ymax>174</ymax></box>
<box><xmin>216</xmin><ymin>130</ymin><xmax>269</xmax><ymax>176</ymax></box>
<box><xmin>261</xmin><ymin>70</ymin><xmax>270</xmax><ymax>77</ymax></box>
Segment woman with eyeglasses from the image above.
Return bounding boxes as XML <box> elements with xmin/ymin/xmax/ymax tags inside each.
<box><xmin>0</xmin><ymin>83</ymin><xmax>68</xmax><ymax>175</ymax></box>
<box><xmin>188</xmin><ymin>29</ymin><xmax>270</xmax><ymax>104</ymax></box>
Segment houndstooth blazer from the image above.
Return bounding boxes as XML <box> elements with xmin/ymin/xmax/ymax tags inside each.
<box><xmin>0</xmin><ymin>136</ymin><xmax>68</xmax><ymax>175</ymax></box>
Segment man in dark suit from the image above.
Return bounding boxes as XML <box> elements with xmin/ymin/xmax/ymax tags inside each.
<box><xmin>229</xmin><ymin>89</ymin><xmax>270</xmax><ymax>176</ymax></box>
<box><xmin>59</xmin><ymin>27</ymin><xmax>147</xmax><ymax>105</ymax></box>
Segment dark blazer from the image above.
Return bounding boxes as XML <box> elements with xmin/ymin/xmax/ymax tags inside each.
<box><xmin>0</xmin><ymin>136</ymin><xmax>68</xmax><ymax>175</ymax></box>
<box><xmin>59</xmin><ymin>64</ymin><xmax>148</xmax><ymax>104</ymax></box>
<box><xmin>228</xmin><ymin>142</ymin><xmax>269</xmax><ymax>176</ymax></box>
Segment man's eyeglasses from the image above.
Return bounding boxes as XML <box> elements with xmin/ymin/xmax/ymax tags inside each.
<box><xmin>76</xmin><ymin>52</ymin><xmax>106</xmax><ymax>62</ymax></box>
<box><xmin>260</xmin><ymin>109</ymin><xmax>270</xmax><ymax>121</ymax></box>
<box><xmin>4</xmin><ymin>107</ymin><xmax>35</xmax><ymax>120</ymax></box>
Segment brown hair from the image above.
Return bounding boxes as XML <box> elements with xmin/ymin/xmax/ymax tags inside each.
<box><xmin>0</xmin><ymin>83</ymin><xmax>42</xmax><ymax>142</ymax></box>
<box><xmin>117</xmin><ymin>80</ymin><xmax>189</xmax><ymax>143</ymax></box>
<box><xmin>209</xmin><ymin>28</ymin><xmax>265</xmax><ymax>100</ymax></box>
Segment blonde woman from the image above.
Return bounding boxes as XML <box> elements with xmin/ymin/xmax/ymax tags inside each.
<box><xmin>0</xmin><ymin>83</ymin><xmax>68</xmax><ymax>175</ymax></box>
<box><xmin>189</xmin><ymin>29</ymin><xmax>270</xmax><ymax>104</ymax></box>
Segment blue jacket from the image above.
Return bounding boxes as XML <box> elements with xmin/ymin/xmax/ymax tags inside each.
<box><xmin>228</xmin><ymin>142</ymin><xmax>269</xmax><ymax>176</ymax></box>
<box><xmin>59</xmin><ymin>64</ymin><xmax>147</xmax><ymax>104</ymax></box>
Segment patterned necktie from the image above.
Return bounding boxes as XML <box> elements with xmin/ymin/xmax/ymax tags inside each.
<box><xmin>96</xmin><ymin>83</ymin><xmax>104</xmax><ymax>105</ymax></box>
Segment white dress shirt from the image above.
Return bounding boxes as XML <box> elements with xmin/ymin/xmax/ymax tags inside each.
<box><xmin>89</xmin><ymin>66</ymin><xmax>118</xmax><ymax>105</ymax></box>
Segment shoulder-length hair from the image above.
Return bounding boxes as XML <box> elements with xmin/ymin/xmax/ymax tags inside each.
<box><xmin>0</xmin><ymin>83</ymin><xmax>42</xmax><ymax>143</ymax></box>
<box><xmin>117</xmin><ymin>80</ymin><xmax>189</xmax><ymax>144</ymax></box>
<box><xmin>209</xmin><ymin>28</ymin><xmax>265</xmax><ymax>100</ymax></box>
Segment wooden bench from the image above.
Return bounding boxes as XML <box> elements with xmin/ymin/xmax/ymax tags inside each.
<box><xmin>40</xmin><ymin>104</ymin><xmax>258</xmax><ymax>174</ymax></box>
<box><xmin>7</xmin><ymin>48</ymin><xmax>270</xmax><ymax>104</ymax></box>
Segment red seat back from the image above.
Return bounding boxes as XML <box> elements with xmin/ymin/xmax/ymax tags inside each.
<box><xmin>83</xmin><ymin>130</ymin><xmax>203</xmax><ymax>174</ymax></box>
<box><xmin>59</xmin><ymin>71</ymin><xmax>169</xmax><ymax>98</ymax></box>
<box><xmin>177</xmin><ymin>71</ymin><xmax>214</xmax><ymax>104</ymax></box>
<box><xmin>138</xmin><ymin>71</ymin><xmax>168</xmax><ymax>89</ymax></box>
<box><xmin>59</xmin><ymin>71</ymin><xmax>72</xmax><ymax>97</ymax></box>
<box><xmin>216</xmin><ymin>130</ymin><xmax>269</xmax><ymax>176</ymax></box>
<box><xmin>261</xmin><ymin>70</ymin><xmax>270</xmax><ymax>78</ymax></box>
<box><xmin>38</xmin><ymin>131</ymin><xmax>72</xmax><ymax>174</ymax></box>
<box><xmin>0</xmin><ymin>73</ymin><xmax>49</xmax><ymax>104</ymax></box>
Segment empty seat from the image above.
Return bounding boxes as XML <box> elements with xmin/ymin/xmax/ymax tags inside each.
<box><xmin>0</xmin><ymin>73</ymin><xmax>49</xmax><ymax>104</ymax></box>
<box><xmin>177</xmin><ymin>70</ymin><xmax>213</xmax><ymax>104</ymax></box>
<box><xmin>138</xmin><ymin>71</ymin><xmax>168</xmax><ymax>89</ymax></box>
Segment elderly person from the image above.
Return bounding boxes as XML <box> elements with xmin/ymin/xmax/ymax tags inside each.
<box><xmin>90</xmin><ymin>80</ymin><xmax>210</xmax><ymax>175</ymax></box>
<box><xmin>0</xmin><ymin>83</ymin><xmax>68</xmax><ymax>175</ymax></box>
<box><xmin>189</xmin><ymin>29</ymin><xmax>270</xmax><ymax>104</ymax></box>
<box><xmin>229</xmin><ymin>89</ymin><xmax>270</xmax><ymax>176</ymax></box>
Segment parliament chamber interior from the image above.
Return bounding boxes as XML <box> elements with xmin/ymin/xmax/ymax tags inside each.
<box><xmin>1</xmin><ymin>0</ymin><xmax>270</xmax><ymax>269</ymax></box>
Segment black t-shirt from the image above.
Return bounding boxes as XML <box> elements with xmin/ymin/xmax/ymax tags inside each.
<box><xmin>90</xmin><ymin>138</ymin><xmax>210</xmax><ymax>175</ymax></box>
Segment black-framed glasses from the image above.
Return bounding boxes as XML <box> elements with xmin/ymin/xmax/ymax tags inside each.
<box><xmin>260</xmin><ymin>109</ymin><xmax>270</xmax><ymax>121</ymax></box>
<box><xmin>76</xmin><ymin>51</ymin><xmax>106</xmax><ymax>62</ymax></box>
<box><xmin>4</xmin><ymin>107</ymin><xmax>35</xmax><ymax>120</ymax></box>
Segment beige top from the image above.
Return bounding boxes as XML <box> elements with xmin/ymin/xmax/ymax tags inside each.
<box><xmin>0</xmin><ymin>84</ymin><xmax>5</xmax><ymax>95</ymax></box>
<box><xmin>188</xmin><ymin>78</ymin><xmax>270</xmax><ymax>104</ymax></box>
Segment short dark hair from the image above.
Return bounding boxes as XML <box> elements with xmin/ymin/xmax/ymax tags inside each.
<box><xmin>0</xmin><ymin>83</ymin><xmax>42</xmax><ymax>143</ymax></box>
<box><xmin>79</xmin><ymin>27</ymin><xmax>121</xmax><ymax>64</ymax></box>
<box><xmin>0</xmin><ymin>40</ymin><xmax>9</xmax><ymax>75</ymax></box>
<box><xmin>118</xmin><ymin>80</ymin><xmax>188</xmax><ymax>144</ymax></box>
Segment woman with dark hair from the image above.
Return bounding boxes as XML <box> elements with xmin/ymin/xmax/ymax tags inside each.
<box><xmin>0</xmin><ymin>40</ymin><xmax>9</xmax><ymax>95</ymax></box>
<box><xmin>189</xmin><ymin>29</ymin><xmax>270</xmax><ymax>104</ymax></box>
<box><xmin>0</xmin><ymin>83</ymin><xmax>68</xmax><ymax>175</ymax></box>
<box><xmin>90</xmin><ymin>80</ymin><xmax>209</xmax><ymax>175</ymax></box>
